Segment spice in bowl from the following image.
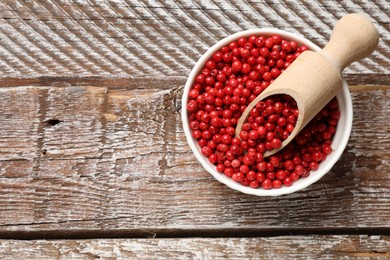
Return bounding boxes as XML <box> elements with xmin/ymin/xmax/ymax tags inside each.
<box><xmin>186</xmin><ymin>34</ymin><xmax>340</xmax><ymax>190</ymax></box>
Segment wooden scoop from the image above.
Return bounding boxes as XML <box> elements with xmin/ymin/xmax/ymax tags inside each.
<box><xmin>236</xmin><ymin>13</ymin><xmax>379</xmax><ymax>157</ymax></box>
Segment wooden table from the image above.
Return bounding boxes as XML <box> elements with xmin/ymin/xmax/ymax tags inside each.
<box><xmin>0</xmin><ymin>1</ymin><xmax>389</xmax><ymax>258</ymax></box>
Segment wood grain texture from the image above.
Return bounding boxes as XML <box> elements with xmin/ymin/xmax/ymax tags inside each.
<box><xmin>0</xmin><ymin>0</ymin><xmax>388</xmax><ymax>79</ymax></box>
<box><xmin>0</xmin><ymin>0</ymin><xmax>389</xmax><ymax>248</ymax></box>
<box><xmin>0</xmin><ymin>236</ymin><xmax>389</xmax><ymax>259</ymax></box>
<box><xmin>0</xmin><ymin>82</ymin><xmax>389</xmax><ymax>236</ymax></box>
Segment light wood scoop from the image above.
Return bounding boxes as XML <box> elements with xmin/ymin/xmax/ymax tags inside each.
<box><xmin>236</xmin><ymin>13</ymin><xmax>379</xmax><ymax>157</ymax></box>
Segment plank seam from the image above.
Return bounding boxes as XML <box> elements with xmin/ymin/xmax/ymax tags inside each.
<box><xmin>0</xmin><ymin>227</ymin><xmax>389</xmax><ymax>240</ymax></box>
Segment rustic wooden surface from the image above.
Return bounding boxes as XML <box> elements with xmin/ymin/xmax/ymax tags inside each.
<box><xmin>0</xmin><ymin>0</ymin><xmax>389</xmax><ymax>258</ymax></box>
<box><xmin>1</xmin><ymin>236</ymin><xmax>390</xmax><ymax>259</ymax></box>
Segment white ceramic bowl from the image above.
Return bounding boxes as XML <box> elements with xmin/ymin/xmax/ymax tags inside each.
<box><xmin>182</xmin><ymin>29</ymin><xmax>352</xmax><ymax>196</ymax></box>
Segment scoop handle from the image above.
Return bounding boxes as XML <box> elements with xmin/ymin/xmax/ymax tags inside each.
<box><xmin>321</xmin><ymin>14</ymin><xmax>379</xmax><ymax>70</ymax></box>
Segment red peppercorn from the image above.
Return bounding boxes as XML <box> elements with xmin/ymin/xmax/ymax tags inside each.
<box><xmin>284</xmin><ymin>160</ymin><xmax>295</xmax><ymax>171</ymax></box>
<box><xmin>212</xmin><ymin>52</ymin><xmax>223</xmax><ymax>62</ymax></box>
<box><xmin>276</xmin><ymin>170</ymin><xmax>287</xmax><ymax>180</ymax></box>
<box><xmin>237</xmin><ymin>37</ymin><xmax>247</xmax><ymax>47</ymax></box>
<box><xmin>240</xmin><ymin>165</ymin><xmax>250</xmax><ymax>174</ymax></box>
<box><xmin>309</xmin><ymin>161</ymin><xmax>319</xmax><ymax>171</ymax></box>
<box><xmin>224</xmin><ymin>168</ymin><xmax>234</xmax><ymax>177</ymax></box>
<box><xmin>249</xmin><ymin>130</ymin><xmax>259</xmax><ymax>141</ymax></box>
<box><xmin>232</xmin><ymin>60</ymin><xmax>243</xmax><ymax>72</ymax></box>
<box><xmin>322</xmin><ymin>144</ymin><xmax>332</xmax><ymax>155</ymax></box>
<box><xmin>265</xmin><ymin>38</ymin><xmax>274</xmax><ymax>49</ymax></box>
<box><xmin>256</xmin><ymin>161</ymin><xmax>267</xmax><ymax>172</ymax></box>
<box><xmin>255</xmin><ymin>37</ymin><xmax>265</xmax><ymax>48</ymax></box>
<box><xmin>294</xmin><ymin>165</ymin><xmax>304</xmax><ymax>175</ymax></box>
<box><xmin>232</xmin><ymin>172</ymin><xmax>245</xmax><ymax>182</ymax></box>
<box><xmin>290</xmin><ymin>41</ymin><xmax>298</xmax><ymax>51</ymax></box>
<box><xmin>283</xmin><ymin>177</ymin><xmax>293</xmax><ymax>186</ymax></box>
<box><xmin>282</xmin><ymin>42</ymin><xmax>292</xmax><ymax>52</ymax></box>
<box><xmin>241</xmin><ymin>48</ymin><xmax>251</xmax><ymax>58</ymax></box>
<box><xmin>189</xmin><ymin>89</ymin><xmax>200</xmax><ymax>99</ymax></box>
<box><xmin>270</xmin><ymin>68</ymin><xmax>281</xmax><ymax>78</ymax></box>
<box><xmin>242</xmin><ymin>155</ymin><xmax>253</xmax><ymax>166</ymax></box>
<box><xmin>209</xmin><ymin>154</ymin><xmax>217</xmax><ymax>164</ymax></box>
<box><xmin>290</xmin><ymin>172</ymin><xmax>299</xmax><ymax>181</ymax></box>
<box><xmin>223</xmin><ymin>53</ymin><xmax>232</xmax><ymax>63</ymax></box>
<box><xmin>271</xmin><ymin>138</ymin><xmax>282</xmax><ymax>149</ymax></box>
<box><xmin>272</xmin><ymin>179</ymin><xmax>282</xmax><ymax>188</ymax></box>
<box><xmin>272</xmin><ymin>34</ymin><xmax>282</xmax><ymax>44</ymax></box>
<box><xmin>216</xmin><ymin>163</ymin><xmax>225</xmax><ymax>172</ymax></box>
<box><xmin>266</xmin><ymin>171</ymin><xmax>276</xmax><ymax>181</ymax></box>
<box><xmin>262</xmin><ymin>179</ymin><xmax>272</xmax><ymax>189</ymax></box>
<box><xmin>270</xmin><ymin>50</ymin><xmax>280</xmax><ymax>60</ymax></box>
<box><xmin>250</xmin><ymin>180</ymin><xmax>259</xmax><ymax>188</ymax></box>
<box><xmin>248</xmin><ymin>35</ymin><xmax>257</xmax><ymax>44</ymax></box>
<box><xmin>312</xmin><ymin>152</ymin><xmax>323</xmax><ymax>162</ymax></box>
<box><xmin>262</xmin><ymin>71</ymin><xmax>272</xmax><ymax>82</ymax></box>
<box><xmin>256</xmin><ymin>172</ymin><xmax>265</xmax><ymax>182</ymax></box>
<box><xmin>259</xmin><ymin>47</ymin><xmax>269</xmax><ymax>58</ymax></box>
<box><xmin>241</xmin><ymin>63</ymin><xmax>251</xmax><ymax>74</ymax></box>
<box><xmin>201</xmin><ymin>146</ymin><xmax>212</xmax><ymax>157</ymax></box>
<box><xmin>221</xmin><ymin>134</ymin><xmax>232</xmax><ymax>145</ymax></box>
<box><xmin>187</xmin><ymin>100</ymin><xmax>198</xmax><ymax>112</ymax></box>
<box><xmin>269</xmin><ymin>156</ymin><xmax>279</xmax><ymax>167</ymax></box>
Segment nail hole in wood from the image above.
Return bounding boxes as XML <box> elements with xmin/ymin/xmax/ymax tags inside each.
<box><xmin>41</xmin><ymin>149</ymin><xmax>47</xmax><ymax>155</ymax></box>
<box><xmin>45</xmin><ymin>119</ymin><xmax>62</xmax><ymax>126</ymax></box>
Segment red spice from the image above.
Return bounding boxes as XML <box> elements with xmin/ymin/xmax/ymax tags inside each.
<box><xmin>240</xmin><ymin>94</ymin><xmax>298</xmax><ymax>154</ymax></box>
<box><xmin>187</xmin><ymin>34</ymin><xmax>340</xmax><ymax>189</ymax></box>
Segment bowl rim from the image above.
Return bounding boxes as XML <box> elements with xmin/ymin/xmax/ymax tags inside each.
<box><xmin>182</xmin><ymin>28</ymin><xmax>353</xmax><ymax>196</ymax></box>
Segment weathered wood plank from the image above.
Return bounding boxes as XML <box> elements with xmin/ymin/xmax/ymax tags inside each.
<box><xmin>0</xmin><ymin>236</ymin><xmax>389</xmax><ymax>259</ymax></box>
<box><xmin>0</xmin><ymin>0</ymin><xmax>388</xmax><ymax>78</ymax></box>
<box><xmin>0</xmin><ymin>82</ymin><xmax>389</xmax><ymax>235</ymax></box>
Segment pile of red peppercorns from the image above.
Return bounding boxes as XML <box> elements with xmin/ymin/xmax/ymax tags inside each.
<box><xmin>239</xmin><ymin>94</ymin><xmax>298</xmax><ymax>153</ymax></box>
<box><xmin>187</xmin><ymin>34</ymin><xmax>340</xmax><ymax>190</ymax></box>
